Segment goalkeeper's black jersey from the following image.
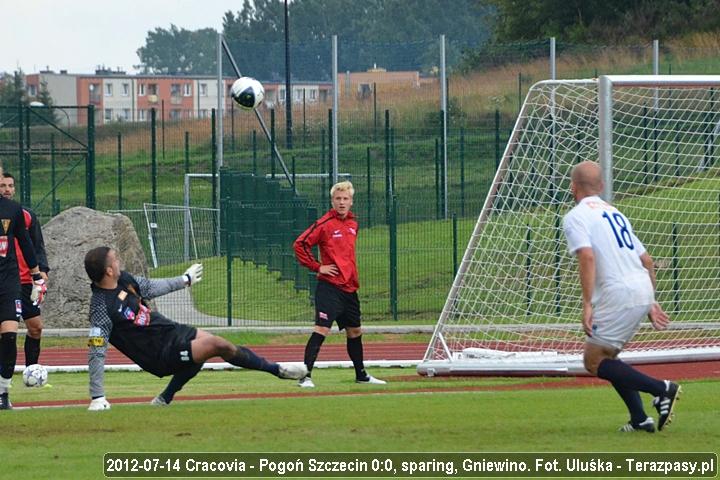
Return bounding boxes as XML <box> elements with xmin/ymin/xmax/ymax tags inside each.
<box><xmin>87</xmin><ymin>272</ymin><xmax>187</xmax><ymax>393</ymax></box>
<box><xmin>0</xmin><ymin>196</ymin><xmax>37</xmax><ymax>294</ymax></box>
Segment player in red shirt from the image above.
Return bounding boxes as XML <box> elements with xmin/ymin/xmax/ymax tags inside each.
<box><xmin>294</xmin><ymin>181</ymin><xmax>386</xmax><ymax>388</ymax></box>
<box><xmin>0</xmin><ymin>173</ymin><xmax>50</xmax><ymax>368</ymax></box>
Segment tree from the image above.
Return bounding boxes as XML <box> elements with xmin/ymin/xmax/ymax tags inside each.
<box><xmin>137</xmin><ymin>25</ymin><xmax>218</xmax><ymax>75</ymax></box>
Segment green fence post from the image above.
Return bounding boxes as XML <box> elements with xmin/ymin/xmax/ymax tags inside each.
<box><xmin>224</xmin><ymin>197</ymin><xmax>233</xmax><ymax>326</ymax></box>
<box><xmin>24</xmin><ymin>105</ymin><xmax>31</xmax><ymax>206</ymax></box>
<box><xmin>320</xmin><ymin>128</ymin><xmax>326</xmax><ymax>204</ymax></box>
<box><xmin>50</xmin><ymin>134</ymin><xmax>58</xmax><ymax>216</ymax></box>
<box><xmin>434</xmin><ymin>138</ymin><xmax>440</xmax><ymax>220</ymax></box>
<box><xmin>184</xmin><ymin>131</ymin><xmax>190</xmax><ymax>175</ymax></box>
<box><xmin>384</xmin><ymin>110</ymin><xmax>390</xmax><ymax>224</ymax></box>
<box><xmin>452</xmin><ymin>213</ymin><xmax>458</xmax><ymax>276</ymax></box>
<box><xmin>151</xmin><ymin>108</ymin><xmax>157</xmax><ymax>205</ymax></box>
<box><xmin>366</xmin><ymin>146</ymin><xmax>372</xmax><ymax>228</ymax></box>
<box><xmin>270</xmin><ymin>108</ymin><xmax>276</xmax><ymax>178</ymax></box>
<box><xmin>230</xmin><ymin>101</ymin><xmax>236</xmax><ymax>153</ymax></box>
<box><xmin>117</xmin><ymin>132</ymin><xmax>123</xmax><ymax>210</ymax></box>
<box><xmin>17</xmin><ymin>102</ymin><xmax>24</xmax><ymax>204</ymax></box>
<box><xmin>389</xmin><ymin>194</ymin><xmax>398</xmax><ymax>321</ymax></box>
<box><xmin>86</xmin><ymin>105</ymin><xmax>95</xmax><ymax>209</ymax></box>
<box><xmin>460</xmin><ymin>127</ymin><xmax>465</xmax><ymax>216</ymax></box>
<box><xmin>373</xmin><ymin>82</ymin><xmax>378</xmax><ymax>143</ymax></box>
<box><xmin>252</xmin><ymin>130</ymin><xmax>257</xmax><ymax>175</ymax></box>
<box><xmin>211</xmin><ymin>109</ymin><xmax>218</xmax><ymax>256</ymax></box>
<box><xmin>328</xmin><ymin>108</ymin><xmax>333</xmax><ymax>185</ymax></box>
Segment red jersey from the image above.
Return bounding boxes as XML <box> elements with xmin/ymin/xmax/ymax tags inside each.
<box><xmin>14</xmin><ymin>209</ymin><xmax>33</xmax><ymax>284</ymax></box>
<box><xmin>294</xmin><ymin>209</ymin><xmax>359</xmax><ymax>293</ymax></box>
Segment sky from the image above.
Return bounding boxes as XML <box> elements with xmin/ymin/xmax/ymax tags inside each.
<box><xmin>0</xmin><ymin>0</ymin><xmax>244</xmax><ymax>75</ymax></box>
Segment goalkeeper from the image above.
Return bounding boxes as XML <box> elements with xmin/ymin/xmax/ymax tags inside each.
<box><xmin>83</xmin><ymin>246</ymin><xmax>307</xmax><ymax>411</ymax></box>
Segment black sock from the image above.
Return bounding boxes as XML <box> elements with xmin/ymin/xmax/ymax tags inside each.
<box><xmin>227</xmin><ymin>346</ymin><xmax>279</xmax><ymax>376</ymax></box>
<box><xmin>597</xmin><ymin>358</ymin><xmax>666</xmax><ymax>397</ymax></box>
<box><xmin>611</xmin><ymin>383</ymin><xmax>647</xmax><ymax>425</ymax></box>
<box><xmin>304</xmin><ymin>332</ymin><xmax>326</xmax><ymax>376</ymax></box>
<box><xmin>347</xmin><ymin>335</ymin><xmax>367</xmax><ymax>379</ymax></box>
<box><xmin>161</xmin><ymin>362</ymin><xmax>203</xmax><ymax>404</ymax></box>
<box><xmin>0</xmin><ymin>332</ymin><xmax>17</xmax><ymax>381</ymax></box>
<box><xmin>24</xmin><ymin>336</ymin><xmax>41</xmax><ymax>366</ymax></box>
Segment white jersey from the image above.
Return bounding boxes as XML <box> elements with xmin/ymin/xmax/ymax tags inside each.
<box><xmin>563</xmin><ymin>195</ymin><xmax>654</xmax><ymax>314</ymax></box>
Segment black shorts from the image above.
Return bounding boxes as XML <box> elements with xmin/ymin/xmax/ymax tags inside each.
<box><xmin>314</xmin><ymin>280</ymin><xmax>361</xmax><ymax>330</ymax></box>
<box><xmin>0</xmin><ymin>291</ymin><xmax>21</xmax><ymax>323</ymax></box>
<box><xmin>20</xmin><ymin>284</ymin><xmax>41</xmax><ymax>320</ymax></box>
<box><xmin>158</xmin><ymin>323</ymin><xmax>198</xmax><ymax>376</ymax></box>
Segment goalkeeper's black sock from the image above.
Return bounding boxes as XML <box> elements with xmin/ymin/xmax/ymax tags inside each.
<box><xmin>227</xmin><ymin>346</ymin><xmax>280</xmax><ymax>376</ymax></box>
<box><xmin>611</xmin><ymin>382</ymin><xmax>647</xmax><ymax>425</ymax></box>
<box><xmin>161</xmin><ymin>362</ymin><xmax>203</xmax><ymax>404</ymax></box>
<box><xmin>597</xmin><ymin>358</ymin><xmax>665</xmax><ymax>397</ymax></box>
<box><xmin>346</xmin><ymin>335</ymin><xmax>367</xmax><ymax>379</ymax></box>
<box><xmin>303</xmin><ymin>332</ymin><xmax>326</xmax><ymax>376</ymax></box>
<box><xmin>24</xmin><ymin>335</ymin><xmax>41</xmax><ymax>366</ymax></box>
<box><xmin>0</xmin><ymin>332</ymin><xmax>17</xmax><ymax>382</ymax></box>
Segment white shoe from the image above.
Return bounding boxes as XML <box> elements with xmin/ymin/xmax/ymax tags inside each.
<box><xmin>356</xmin><ymin>375</ymin><xmax>387</xmax><ymax>385</ymax></box>
<box><xmin>278</xmin><ymin>364</ymin><xmax>308</xmax><ymax>380</ymax></box>
<box><xmin>150</xmin><ymin>395</ymin><xmax>169</xmax><ymax>406</ymax></box>
<box><xmin>298</xmin><ymin>376</ymin><xmax>315</xmax><ymax>388</ymax></box>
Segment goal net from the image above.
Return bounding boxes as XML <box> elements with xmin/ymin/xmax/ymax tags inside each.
<box><xmin>419</xmin><ymin>75</ymin><xmax>720</xmax><ymax>376</ymax></box>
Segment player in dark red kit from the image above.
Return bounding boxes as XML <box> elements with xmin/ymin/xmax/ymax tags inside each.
<box><xmin>0</xmin><ymin>166</ymin><xmax>45</xmax><ymax>410</ymax></box>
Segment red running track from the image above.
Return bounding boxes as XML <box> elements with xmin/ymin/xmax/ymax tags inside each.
<box><xmin>20</xmin><ymin>344</ymin><xmax>720</xmax><ymax>381</ymax></box>
<box><xmin>20</xmin><ymin>343</ymin><xmax>429</xmax><ymax>367</ymax></box>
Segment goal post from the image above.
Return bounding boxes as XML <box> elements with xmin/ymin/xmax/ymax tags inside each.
<box><xmin>418</xmin><ymin>75</ymin><xmax>720</xmax><ymax>376</ymax></box>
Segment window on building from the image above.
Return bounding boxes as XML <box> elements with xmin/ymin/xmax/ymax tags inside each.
<box><xmin>200</xmin><ymin>83</ymin><xmax>208</xmax><ymax>96</ymax></box>
<box><xmin>105</xmin><ymin>84</ymin><xmax>113</xmax><ymax>96</ymax></box>
<box><xmin>278</xmin><ymin>88</ymin><xmax>286</xmax><ymax>104</ymax></box>
<box><xmin>139</xmin><ymin>109</ymin><xmax>146</xmax><ymax>121</ymax></box>
<box><xmin>104</xmin><ymin>108</ymin><xmax>113</xmax><ymax>122</ymax></box>
<box><xmin>123</xmin><ymin>109</ymin><xmax>131</xmax><ymax>120</ymax></box>
<box><xmin>89</xmin><ymin>83</ymin><xmax>101</xmax><ymax>103</ymax></box>
<box><xmin>170</xmin><ymin>109</ymin><xmax>181</xmax><ymax>120</ymax></box>
<box><xmin>183</xmin><ymin>84</ymin><xmax>191</xmax><ymax>96</ymax></box>
<box><xmin>122</xmin><ymin>83</ymin><xmax>130</xmax><ymax>96</ymax></box>
<box><xmin>199</xmin><ymin>109</ymin><xmax>208</xmax><ymax>119</ymax></box>
<box><xmin>309</xmin><ymin>89</ymin><xmax>317</xmax><ymax>101</ymax></box>
<box><xmin>171</xmin><ymin>84</ymin><xmax>181</xmax><ymax>97</ymax></box>
<box><xmin>27</xmin><ymin>85</ymin><xmax>37</xmax><ymax>97</ymax></box>
<box><xmin>148</xmin><ymin>83</ymin><xmax>158</xmax><ymax>96</ymax></box>
<box><xmin>138</xmin><ymin>84</ymin><xmax>146</xmax><ymax>96</ymax></box>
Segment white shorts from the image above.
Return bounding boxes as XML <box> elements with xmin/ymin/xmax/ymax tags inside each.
<box><xmin>586</xmin><ymin>304</ymin><xmax>652</xmax><ymax>350</ymax></box>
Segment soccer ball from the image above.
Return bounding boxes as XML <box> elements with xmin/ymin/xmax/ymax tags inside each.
<box><xmin>230</xmin><ymin>76</ymin><xmax>264</xmax><ymax>110</ymax></box>
<box><xmin>22</xmin><ymin>363</ymin><xmax>48</xmax><ymax>388</ymax></box>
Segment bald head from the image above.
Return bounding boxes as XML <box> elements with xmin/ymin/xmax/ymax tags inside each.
<box><xmin>570</xmin><ymin>161</ymin><xmax>603</xmax><ymax>200</ymax></box>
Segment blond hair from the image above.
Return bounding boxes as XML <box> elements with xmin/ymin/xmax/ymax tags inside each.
<box><xmin>330</xmin><ymin>180</ymin><xmax>354</xmax><ymax>197</ymax></box>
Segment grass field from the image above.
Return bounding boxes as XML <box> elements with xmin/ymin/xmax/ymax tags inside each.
<box><xmin>6</xmin><ymin>368</ymin><xmax>719</xmax><ymax>479</ymax></box>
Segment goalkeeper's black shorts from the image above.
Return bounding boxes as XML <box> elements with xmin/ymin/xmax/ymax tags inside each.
<box><xmin>0</xmin><ymin>288</ymin><xmax>21</xmax><ymax>322</ymax></box>
<box><xmin>156</xmin><ymin>323</ymin><xmax>198</xmax><ymax>376</ymax></box>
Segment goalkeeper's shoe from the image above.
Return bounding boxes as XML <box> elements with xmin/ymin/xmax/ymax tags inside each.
<box><xmin>0</xmin><ymin>393</ymin><xmax>12</xmax><ymax>410</ymax></box>
<box><xmin>298</xmin><ymin>376</ymin><xmax>315</xmax><ymax>388</ymax></box>
<box><xmin>619</xmin><ymin>417</ymin><xmax>655</xmax><ymax>433</ymax></box>
<box><xmin>278</xmin><ymin>364</ymin><xmax>308</xmax><ymax>380</ymax></box>
<box><xmin>151</xmin><ymin>395</ymin><xmax>169</xmax><ymax>406</ymax></box>
<box><xmin>653</xmin><ymin>381</ymin><xmax>681</xmax><ymax>431</ymax></box>
<box><xmin>356</xmin><ymin>375</ymin><xmax>387</xmax><ymax>385</ymax></box>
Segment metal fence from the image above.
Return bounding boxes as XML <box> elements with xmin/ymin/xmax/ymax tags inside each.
<box><xmin>3</xmin><ymin>37</ymin><xmax>720</xmax><ymax>325</ymax></box>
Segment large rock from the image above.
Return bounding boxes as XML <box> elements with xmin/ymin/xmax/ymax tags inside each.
<box><xmin>41</xmin><ymin>207</ymin><xmax>148</xmax><ymax>328</ymax></box>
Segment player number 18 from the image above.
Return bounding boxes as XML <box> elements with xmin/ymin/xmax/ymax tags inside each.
<box><xmin>602</xmin><ymin>211</ymin><xmax>634</xmax><ymax>249</ymax></box>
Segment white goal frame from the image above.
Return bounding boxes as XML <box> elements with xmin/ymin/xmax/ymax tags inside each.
<box><xmin>418</xmin><ymin>75</ymin><xmax>720</xmax><ymax>376</ymax></box>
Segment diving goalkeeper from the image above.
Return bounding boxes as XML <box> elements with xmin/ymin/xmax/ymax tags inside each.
<box><xmin>84</xmin><ymin>246</ymin><xmax>307</xmax><ymax>410</ymax></box>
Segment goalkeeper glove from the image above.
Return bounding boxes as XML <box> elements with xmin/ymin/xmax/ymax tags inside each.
<box><xmin>184</xmin><ymin>263</ymin><xmax>203</xmax><ymax>286</ymax></box>
<box><xmin>88</xmin><ymin>396</ymin><xmax>111</xmax><ymax>411</ymax></box>
<box><xmin>30</xmin><ymin>273</ymin><xmax>47</xmax><ymax>306</ymax></box>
